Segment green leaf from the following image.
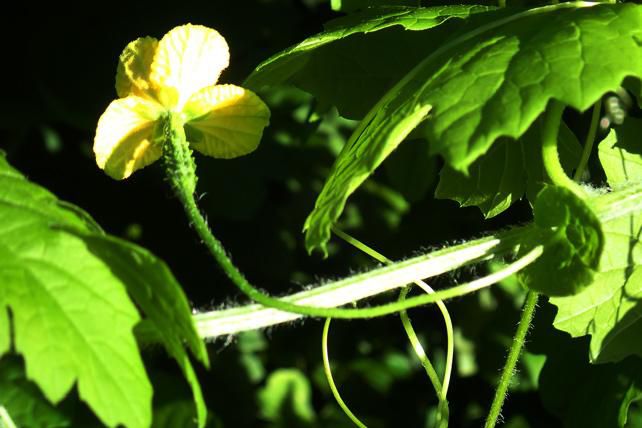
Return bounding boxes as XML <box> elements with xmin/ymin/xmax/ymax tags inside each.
<box><xmin>76</xmin><ymin>236</ymin><xmax>209</xmax><ymax>428</ymax></box>
<box><xmin>0</xmin><ymin>155</ymin><xmax>151</xmax><ymax>428</ymax></box>
<box><xmin>519</xmin><ymin>185</ymin><xmax>604</xmax><ymax>296</ymax></box>
<box><xmin>436</xmin><ymin>122</ymin><xmax>581</xmax><ymax>217</ymax></box>
<box><xmin>0</xmin><ymin>155</ymin><xmax>208</xmax><ymax>427</ymax></box>
<box><xmin>332</xmin><ymin>0</ymin><xmax>418</xmax><ymax>13</ymax></box>
<box><xmin>304</xmin><ymin>3</ymin><xmax>642</xmax><ymax>253</ymax></box>
<box><xmin>258</xmin><ymin>369</ymin><xmax>316</xmax><ymax>425</ymax></box>
<box><xmin>598</xmin><ymin>117</ymin><xmax>642</xmax><ymax>186</ymax></box>
<box><xmin>0</xmin><ymin>357</ymin><xmax>71</xmax><ymax>428</ymax></box>
<box><xmin>246</xmin><ymin>5</ymin><xmax>494</xmax><ymax>119</ymax></box>
<box><xmin>550</xmin><ymin>185</ymin><xmax>642</xmax><ymax>362</ymax></box>
<box><xmin>437</xmin><ymin>137</ymin><xmax>525</xmax><ymax>218</ymax></box>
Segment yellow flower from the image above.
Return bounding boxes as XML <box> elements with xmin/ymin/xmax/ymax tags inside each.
<box><xmin>94</xmin><ymin>24</ymin><xmax>270</xmax><ymax>179</ymax></box>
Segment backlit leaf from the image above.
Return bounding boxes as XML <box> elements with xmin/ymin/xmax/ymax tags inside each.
<box><xmin>0</xmin><ymin>154</ymin><xmax>208</xmax><ymax>427</ymax></box>
<box><xmin>598</xmin><ymin>117</ymin><xmax>642</xmax><ymax>186</ymax></box>
<box><xmin>436</xmin><ymin>122</ymin><xmax>581</xmax><ymax>217</ymax></box>
<box><xmin>551</xmin><ymin>180</ymin><xmax>642</xmax><ymax>362</ymax></box>
<box><xmin>246</xmin><ymin>5</ymin><xmax>494</xmax><ymax>120</ymax></box>
<box><xmin>304</xmin><ymin>3</ymin><xmax>642</xmax><ymax>253</ymax></box>
<box><xmin>520</xmin><ymin>185</ymin><xmax>604</xmax><ymax>296</ymax></box>
<box><xmin>0</xmin><ymin>155</ymin><xmax>151</xmax><ymax>428</ymax></box>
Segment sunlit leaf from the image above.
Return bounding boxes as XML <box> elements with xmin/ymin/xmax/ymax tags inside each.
<box><xmin>77</xmin><ymin>236</ymin><xmax>209</xmax><ymax>428</ymax></box>
<box><xmin>0</xmin><ymin>154</ymin><xmax>207</xmax><ymax>427</ymax></box>
<box><xmin>0</xmin><ymin>154</ymin><xmax>151</xmax><ymax>428</ymax></box>
<box><xmin>551</xmin><ymin>150</ymin><xmax>642</xmax><ymax>362</ymax></box>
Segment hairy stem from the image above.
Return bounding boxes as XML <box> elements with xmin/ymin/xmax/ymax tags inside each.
<box><xmin>573</xmin><ymin>102</ymin><xmax>601</xmax><ymax>181</ymax></box>
<box><xmin>541</xmin><ymin>100</ymin><xmax>586</xmax><ymax>198</ymax></box>
<box><xmin>161</xmin><ymin>110</ymin><xmax>537</xmax><ymax>321</ymax></box>
<box><xmin>484</xmin><ymin>291</ymin><xmax>539</xmax><ymax>428</ymax></box>
<box><xmin>194</xmin><ymin>245</ymin><xmax>542</xmax><ymax>336</ymax></box>
<box><xmin>322</xmin><ymin>318</ymin><xmax>368</xmax><ymax>428</ymax></box>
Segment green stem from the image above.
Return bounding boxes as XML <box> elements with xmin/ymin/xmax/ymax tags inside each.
<box><xmin>398</xmin><ymin>286</ymin><xmax>442</xmax><ymax>397</ymax></box>
<box><xmin>322</xmin><ymin>318</ymin><xmax>368</xmax><ymax>428</ymax></box>
<box><xmin>333</xmin><ymin>228</ymin><xmax>453</xmax><ymax>394</ymax></box>
<box><xmin>398</xmin><ymin>287</ymin><xmax>449</xmax><ymax>428</ymax></box>
<box><xmin>333</xmin><ymin>227</ymin><xmax>452</xmax><ymax>424</ymax></box>
<box><xmin>194</xmin><ymin>245</ymin><xmax>543</xmax><ymax>337</ymax></box>
<box><xmin>573</xmin><ymin>102</ymin><xmax>601</xmax><ymax>182</ymax></box>
<box><xmin>173</xmin><ymin>176</ymin><xmax>539</xmax><ymax>319</ymax></box>
<box><xmin>484</xmin><ymin>291</ymin><xmax>539</xmax><ymax>428</ymax></box>
<box><xmin>163</xmin><ymin>112</ymin><xmax>540</xmax><ymax>320</ymax></box>
<box><xmin>193</xmin><ymin>180</ymin><xmax>642</xmax><ymax>337</ymax></box>
<box><xmin>541</xmin><ymin>100</ymin><xmax>586</xmax><ymax>198</ymax></box>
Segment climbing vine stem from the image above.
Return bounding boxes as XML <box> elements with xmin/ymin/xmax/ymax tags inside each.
<box><xmin>162</xmin><ymin>112</ymin><xmax>543</xmax><ymax>320</ymax></box>
<box><xmin>541</xmin><ymin>100</ymin><xmax>587</xmax><ymax>198</ymax></box>
<box><xmin>333</xmin><ymin>227</ymin><xmax>452</xmax><ymax>422</ymax></box>
<box><xmin>484</xmin><ymin>291</ymin><xmax>539</xmax><ymax>428</ymax></box>
<box><xmin>322</xmin><ymin>318</ymin><xmax>368</xmax><ymax>428</ymax></box>
<box><xmin>397</xmin><ymin>286</ymin><xmax>443</xmax><ymax>396</ymax></box>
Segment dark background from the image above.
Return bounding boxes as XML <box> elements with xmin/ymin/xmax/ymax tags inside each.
<box><xmin>2</xmin><ymin>2</ymin><xmax>637</xmax><ymax>427</ymax></box>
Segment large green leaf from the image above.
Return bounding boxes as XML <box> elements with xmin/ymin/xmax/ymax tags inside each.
<box><xmin>78</xmin><ymin>236</ymin><xmax>210</xmax><ymax>428</ymax></box>
<box><xmin>0</xmin><ymin>157</ymin><xmax>151</xmax><ymax>428</ymax></box>
<box><xmin>549</xmin><ymin>114</ymin><xmax>642</xmax><ymax>362</ymax></box>
<box><xmin>436</xmin><ymin>122</ymin><xmax>581</xmax><ymax>217</ymax></box>
<box><xmin>246</xmin><ymin>5</ymin><xmax>494</xmax><ymax>119</ymax></box>
<box><xmin>551</xmin><ymin>132</ymin><xmax>642</xmax><ymax>361</ymax></box>
<box><xmin>304</xmin><ymin>3</ymin><xmax>642</xmax><ymax>254</ymax></box>
<box><xmin>0</xmin><ymin>155</ymin><xmax>207</xmax><ymax>427</ymax></box>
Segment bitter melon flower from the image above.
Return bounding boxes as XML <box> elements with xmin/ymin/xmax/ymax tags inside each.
<box><xmin>94</xmin><ymin>24</ymin><xmax>270</xmax><ymax>179</ymax></box>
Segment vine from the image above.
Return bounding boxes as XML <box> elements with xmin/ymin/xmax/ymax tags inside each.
<box><xmin>3</xmin><ymin>4</ymin><xmax>642</xmax><ymax>427</ymax></box>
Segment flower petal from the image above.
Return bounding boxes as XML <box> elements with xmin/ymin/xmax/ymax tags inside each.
<box><xmin>150</xmin><ymin>24</ymin><xmax>229</xmax><ymax>109</ymax></box>
<box><xmin>115</xmin><ymin>36</ymin><xmax>159</xmax><ymax>99</ymax></box>
<box><xmin>183</xmin><ymin>84</ymin><xmax>270</xmax><ymax>159</ymax></box>
<box><xmin>94</xmin><ymin>97</ymin><xmax>164</xmax><ymax>179</ymax></box>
